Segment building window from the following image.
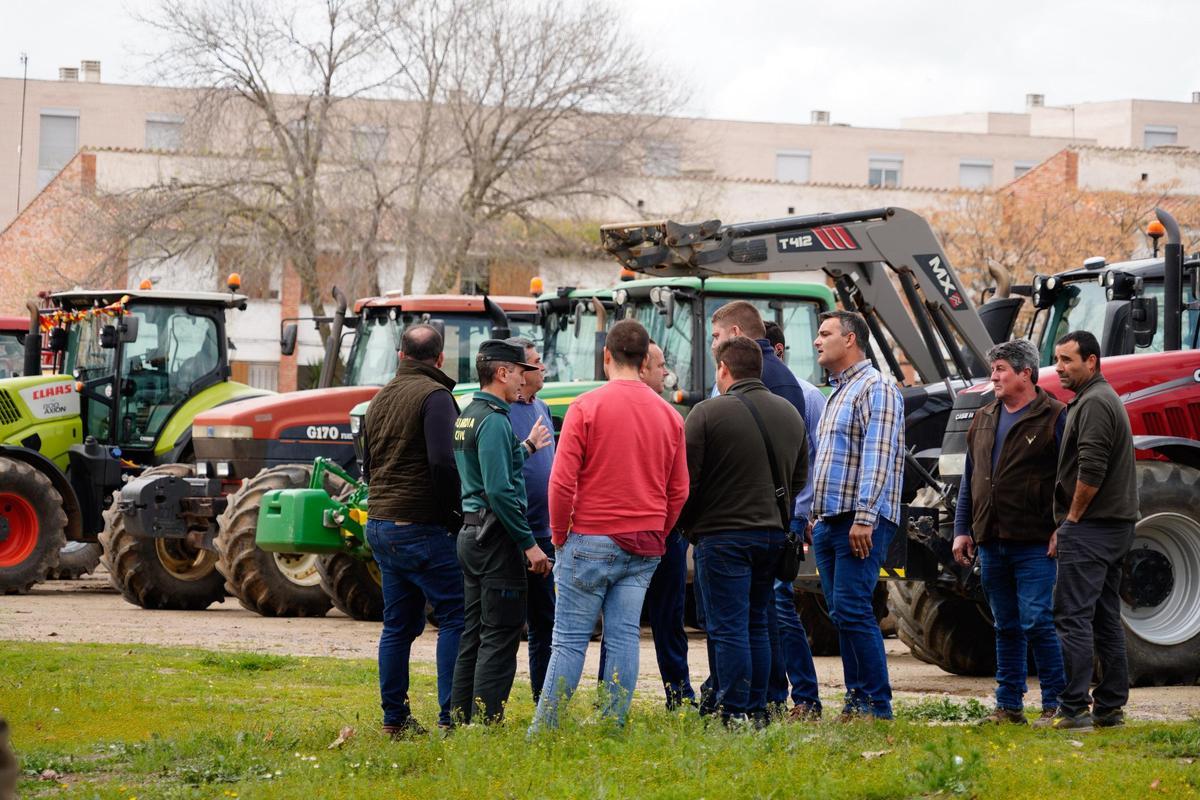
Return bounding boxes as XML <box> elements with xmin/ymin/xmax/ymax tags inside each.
<box><xmin>37</xmin><ymin>110</ymin><xmax>79</xmax><ymax>189</ymax></box>
<box><xmin>958</xmin><ymin>159</ymin><xmax>993</xmax><ymax>189</ymax></box>
<box><xmin>868</xmin><ymin>156</ymin><xmax>902</xmax><ymax>188</ymax></box>
<box><xmin>1014</xmin><ymin>161</ymin><xmax>1037</xmax><ymax>179</ymax></box>
<box><xmin>775</xmin><ymin>151</ymin><xmax>811</xmax><ymax>184</ymax></box>
<box><xmin>1144</xmin><ymin>125</ymin><xmax>1178</xmax><ymax>148</ymax></box>
<box><xmin>643</xmin><ymin>141</ymin><xmax>681</xmax><ymax>177</ymax></box>
<box><xmin>352</xmin><ymin>127</ymin><xmax>387</xmax><ymax>161</ymax></box>
<box><xmin>145</xmin><ymin>115</ymin><xmax>184</xmax><ymax>151</ymax></box>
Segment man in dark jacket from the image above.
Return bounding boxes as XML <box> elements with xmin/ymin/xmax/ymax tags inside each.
<box><xmin>952</xmin><ymin>339</ymin><xmax>1067</xmax><ymax>725</ymax></box>
<box><xmin>451</xmin><ymin>339</ymin><xmax>552</xmax><ymax>724</ymax></box>
<box><xmin>679</xmin><ymin>336</ymin><xmax>808</xmax><ymax>726</ymax></box>
<box><xmin>362</xmin><ymin>324</ymin><xmax>466</xmax><ymax>737</ymax></box>
<box><xmin>1044</xmin><ymin>330</ymin><xmax>1138</xmax><ymax>730</ymax></box>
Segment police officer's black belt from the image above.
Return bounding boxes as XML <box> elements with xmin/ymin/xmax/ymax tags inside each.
<box><xmin>463</xmin><ymin>511</ymin><xmax>486</xmax><ymax>526</ymax></box>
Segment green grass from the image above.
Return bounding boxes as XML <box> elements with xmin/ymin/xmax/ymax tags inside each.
<box><xmin>3</xmin><ymin>641</ymin><xmax>1199</xmax><ymax>799</ymax></box>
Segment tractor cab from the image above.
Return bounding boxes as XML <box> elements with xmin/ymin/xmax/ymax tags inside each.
<box><xmin>536</xmin><ymin>287</ymin><xmax>615</xmax><ymax>384</ymax></box>
<box><xmin>46</xmin><ymin>290</ymin><xmax>245</xmax><ymax>461</ymax></box>
<box><xmin>345</xmin><ymin>294</ymin><xmax>540</xmax><ymax>387</ymax></box>
<box><xmin>1027</xmin><ymin>254</ymin><xmax>1200</xmax><ymax>365</ymax></box>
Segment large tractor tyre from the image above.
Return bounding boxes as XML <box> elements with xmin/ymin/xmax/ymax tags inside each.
<box><xmin>1120</xmin><ymin>462</ymin><xmax>1200</xmax><ymax>687</ymax></box>
<box><xmin>794</xmin><ymin>584</ymin><xmax>890</xmax><ymax>656</ymax></box>
<box><xmin>215</xmin><ymin>465</ymin><xmax>334</xmax><ymax>618</ymax></box>
<box><xmin>887</xmin><ymin>580</ymin><xmax>995</xmax><ymax>676</ymax></box>
<box><xmin>0</xmin><ymin>458</ymin><xmax>68</xmax><ymax>594</ymax></box>
<box><xmin>318</xmin><ymin>552</ymin><xmax>383</xmax><ymax>621</ymax></box>
<box><xmin>99</xmin><ymin>463</ymin><xmax>225</xmax><ymax>610</ymax></box>
<box><xmin>46</xmin><ymin>542</ymin><xmax>103</xmax><ymax>580</ymax></box>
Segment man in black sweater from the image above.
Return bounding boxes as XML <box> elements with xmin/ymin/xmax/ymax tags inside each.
<box><xmin>1043</xmin><ymin>330</ymin><xmax>1138</xmax><ymax>731</ymax></box>
<box><xmin>679</xmin><ymin>336</ymin><xmax>808</xmax><ymax>727</ymax></box>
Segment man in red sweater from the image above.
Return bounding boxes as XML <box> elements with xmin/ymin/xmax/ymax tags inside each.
<box><xmin>529</xmin><ymin>320</ymin><xmax>689</xmax><ymax>732</ymax></box>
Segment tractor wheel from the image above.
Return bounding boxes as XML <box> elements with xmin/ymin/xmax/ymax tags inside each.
<box><xmin>1120</xmin><ymin>462</ymin><xmax>1200</xmax><ymax>687</ymax></box>
<box><xmin>0</xmin><ymin>457</ymin><xmax>67</xmax><ymax>594</ymax></box>
<box><xmin>887</xmin><ymin>580</ymin><xmax>995</xmax><ymax>676</ymax></box>
<box><xmin>99</xmin><ymin>463</ymin><xmax>225</xmax><ymax>610</ymax></box>
<box><xmin>794</xmin><ymin>584</ymin><xmax>890</xmax><ymax>656</ymax></box>
<box><xmin>318</xmin><ymin>551</ymin><xmax>383</xmax><ymax>621</ymax></box>
<box><xmin>215</xmin><ymin>465</ymin><xmax>335</xmax><ymax>618</ymax></box>
<box><xmin>46</xmin><ymin>542</ymin><xmax>102</xmax><ymax>580</ymax></box>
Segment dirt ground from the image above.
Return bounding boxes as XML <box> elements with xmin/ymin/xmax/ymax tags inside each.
<box><xmin>5</xmin><ymin>570</ymin><xmax>1200</xmax><ymax>722</ymax></box>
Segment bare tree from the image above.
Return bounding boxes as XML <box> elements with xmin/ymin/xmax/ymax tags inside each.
<box><xmin>379</xmin><ymin>0</ymin><xmax>684</xmax><ymax>294</ymax></box>
<box><xmin>112</xmin><ymin>0</ymin><xmax>402</xmax><ymax>318</ymax></box>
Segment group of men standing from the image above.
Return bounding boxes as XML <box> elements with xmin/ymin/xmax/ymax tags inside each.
<box><xmin>361</xmin><ymin>298</ymin><xmax>1137</xmax><ymax>736</ymax></box>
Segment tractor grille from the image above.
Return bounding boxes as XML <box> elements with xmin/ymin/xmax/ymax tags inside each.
<box><xmin>0</xmin><ymin>390</ymin><xmax>19</xmax><ymax>425</ymax></box>
<box><xmin>1142</xmin><ymin>411</ymin><xmax>1166</xmax><ymax>436</ymax></box>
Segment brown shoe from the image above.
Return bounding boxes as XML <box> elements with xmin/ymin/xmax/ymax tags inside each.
<box><xmin>978</xmin><ymin>707</ymin><xmax>1027</xmax><ymax>725</ymax></box>
<box><xmin>787</xmin><ymin>704</ymin><xmax>822</xmax><ymax>723</ymax></box>
<box><xmin>1031</xmin><ymin>708</ymin><xmax>1059</xmax><ymax>728</ymax></box>
<box><xmin>382</xmin><ymin>718</ymin><xmax>428</xmax><ymax>739</ymax></box>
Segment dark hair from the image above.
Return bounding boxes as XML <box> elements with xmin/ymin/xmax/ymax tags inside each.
<box><xmin>715</xmin><ymin>335</ymin><xmax>763</xmax><ymax>381</ymax></box>
<box><xmin>819</xmin><ymin>310</ymin><xmax>869</xmax><ymax>350</ymax></box>
<box><xmin>476</xmin><ymin>357</ymin><xmax>515</xmax><ymax>386</ymax></box>
<box><xmin>1055</xmin><ymin>330</ymin><xmax>1101</xmax><ymax>368</ymax></box>
<box><xmin>764</xmin><ymin>320</ymin><xmax>785</xmax><ymax>350</ymax></box>
<box><xmin>606</xmin><ymin>319</ymin><xmax>650</xmax><ymax>368</ymax></box>
<box><xmin>401</xmin><ymin>323</ymin><xmax>443</xmax><ymax>363</ymax></box>
<box><xmin>711</xmin><ymin>300</ymin><xmax>767</xmax><ymax>339</ymax></box>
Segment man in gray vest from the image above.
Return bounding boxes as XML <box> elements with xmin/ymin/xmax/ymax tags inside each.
<box><xmin>362</xmin><ymin>324</ymin><xmax>465</xmax><ymax>737</ymax></box>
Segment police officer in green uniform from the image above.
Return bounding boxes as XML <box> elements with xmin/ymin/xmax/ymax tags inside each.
<box><xmin>451</xmin><ymin>339</ymin><xmax>553</xmax><ymax>724</ymax></box>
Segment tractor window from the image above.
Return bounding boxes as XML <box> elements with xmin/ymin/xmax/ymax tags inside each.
<box><xmin>1139</xmin><ymin>283</ymin><xmax>1198</xmax><ymax>354</ymax></box>
<box><xmin>634</xmin><ymin>297</ymin><xmax>696</xmax><ymax>393</ymax></box>
<box><xmin>543</xmin><ymin>303</ymin><xmax>605</xmax><ymax>383</ymax></box>
<box><xmin>436</xmin><ymin>314</ymin><xmax>540</xmax><ymax>385</ymax></box>
<box><xmin>0</xmin><ymin>334</ymin><xmax>24</xmax><ymax>378</ymax></box>
<box><xmin>345</xmin><ymin>315</ymin><xmax>401</xmax><ymax>386</ymax></box>
<box><xmin>117</xmin><ymin>305</ymin><xmax>220</xmax><ymax>447</ymax></box>
<box><xmin>1040</xmin><ymin>282</ymin><xmax>1108</xmax><ymax>366</ymax></box>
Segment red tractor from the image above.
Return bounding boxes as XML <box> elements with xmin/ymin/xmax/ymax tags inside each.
<box><xmin>893</xmin><ymin>209</ymin><xmax>1200</xmax><ymax>685</ymax></box>
<box><xmin>109</xmin><ymin>289</ymin><xmax>538</xmax><ymax>615</ymax></box>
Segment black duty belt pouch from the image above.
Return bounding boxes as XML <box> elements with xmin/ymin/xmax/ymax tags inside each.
<box><xmin>470</xmin><ymin>507</ymin><xmax>507</xmax><ymax>547</ymax></box>
<box><xmin>733</xmin><ymin>392</ymin><xmax>804</xmax><ymax>583</ymax></box>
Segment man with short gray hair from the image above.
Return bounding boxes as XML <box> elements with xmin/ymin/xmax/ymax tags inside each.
<box><xmin>952</xmin><ymin>338</ymin><xmax>1067</xmax><ymax>725</ymax></box>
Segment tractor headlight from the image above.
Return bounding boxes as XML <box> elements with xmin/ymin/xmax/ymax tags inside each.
<box><xmin>938</xmin><ymin>453</ymin><xmax>966</xmax><ymax>478</ymax></box>
<box><xmin>349</xmin><ymin>414</ymin><xmax>363</xmax><ymax>436</ymax></box>
<box><xmin>613</xmin><ymin>288</ymin><xmax>628</xmax><ymax>306</ymax></box>
<box><xmin>1045</xmin><ymin>276</ymin><xmax>1059</xmax><ymax>291</ymax></box>
<box><xmin>215</xmin><ymin>462</ymin><xmax>232</xmax><ymax>478</ymax></box>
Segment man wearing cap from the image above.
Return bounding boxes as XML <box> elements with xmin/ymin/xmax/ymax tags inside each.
<box><xmin>451</xmin><ymin>339</ymin><xmax>553</xmax><ymax>724</ymax></box>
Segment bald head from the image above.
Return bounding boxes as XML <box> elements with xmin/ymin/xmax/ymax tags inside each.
<box><xmin>400</xmin><ymin>324</ymin><xmax>443</xmax><ymax>364</ymax></box>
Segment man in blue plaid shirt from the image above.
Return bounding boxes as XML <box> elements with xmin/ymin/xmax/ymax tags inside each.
<box><xmin>810</xmin><ymin>310</ymin><xmax>905</xmax><ymax>720</ymax></box>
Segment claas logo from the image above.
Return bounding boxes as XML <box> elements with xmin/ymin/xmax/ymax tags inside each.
<box><xmin>31</xmin><ymin>384</ymin><xmax>74</xmax><ymax>401</ymax></box>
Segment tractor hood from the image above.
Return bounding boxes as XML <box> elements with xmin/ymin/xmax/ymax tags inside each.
<box><xmin>191</xmin><ymin>385</ymin><xmax>382</xmax><ymax>441</ymax></box>
<box><xmin>0</xmin><ymin>375</ymin><xmax>79</xmax><ymax>440</ymax></box>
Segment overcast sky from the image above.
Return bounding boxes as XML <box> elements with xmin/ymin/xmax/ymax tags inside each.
<box><xmin>3</xmin><ymin>0</ymin><xmax>1198</xmax><ymax>128</ymax></box>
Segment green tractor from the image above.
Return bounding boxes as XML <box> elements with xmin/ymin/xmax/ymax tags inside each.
<box><xmin>0</xmin><ymin>286</ymin><xmax>267</xmax><ymax>599</ymax></box>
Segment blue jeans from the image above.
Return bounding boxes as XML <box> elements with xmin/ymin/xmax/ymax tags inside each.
<box><xmin>526</xmin><ymin>536</ymin><xmax>556</xmax><ymax>702</ymax></box>
<box><xmin>693</xmin><ymin>539</ymin><xmax>721</xmax><ymax>715</ymax></box>
<box><xmin>598</xmin><ymin>530</ymin><xmax>694</xmax><ymax>708</ymax></box>
<box><xmin>696</xmin><ymin>530</ymin><xmax>785</xmax><ymax>718</ymax></box>
<box><xmin>811</xmin><ymin>515</ymin><xmax>896</xmax><ymax>719</ymax></box>
<box><xmin>768</xmin><ymin>578</ymin><xmax>822</xmax><ymax>711</ymax></box>
<box><xmin>529</xmin><ymin>534</ymin><xmax>659</xmax><ymax>732</ymax></box>
<box><xmin>366</xmin><ymin>520</ymin><xmax>465</xmax><ymax>727</ymax></box>
<box><xmin>979</xmin><ymin>540</ymin><xmax>1066</xmax><ymax>712</ymax></box>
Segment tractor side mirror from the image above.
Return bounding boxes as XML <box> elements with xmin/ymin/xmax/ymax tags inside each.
<box><xmin>100</xmin><ymin>325</ymin><xmax>118</xmax><ymax>349</ymax></box>
<box><xmin>48</xmin><ymin>327</ymin><xmax>68</xmax><ymax>352</ymax></box>
<box><xmin>573</xmin><ymin>302</ymin><xmax>584</xmax><ymax>337</ymax></box>
<box><xmin>1131</xmin><ymin>295</ymin><xmax>1158</xmax><ymax>348</ymax></box>
<box><xmin>662</xmin><ymin>290</ymin><xmax>676</xmax><ymax>329</ymax></box>
<box><xmin>119</xmin><ymin>316</ymin><xmax>139</xmax><ymax>344</ymax></box>
<box><xmin>280</xmin><ymin>323</ymin><xmax>298</xmax><ymax>356</ymax></box>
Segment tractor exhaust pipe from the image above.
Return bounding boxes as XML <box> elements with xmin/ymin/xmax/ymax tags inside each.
<box><xmin>22</xmin><ymin>301</ymin><xmax>41</xmax><ymax>376</ymax></box>
<box><xmin>483</xmin><ymin>295</ymin><xmax>511</xmax><ymax>339</ymax></box>
<box><xmin>1156</xmin><ymin>208</ymin><xmax>1182</xmax><ymax>352</ymax></box>
<box><xmin>317</xmin><ymin>286</ymin><xmax>349</xmax><ymax>389</ymax></box>
<box><xmin>986</xmin><ymin>260</ymin><xmax>1012</xmax><ymax>300</ymax></box>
